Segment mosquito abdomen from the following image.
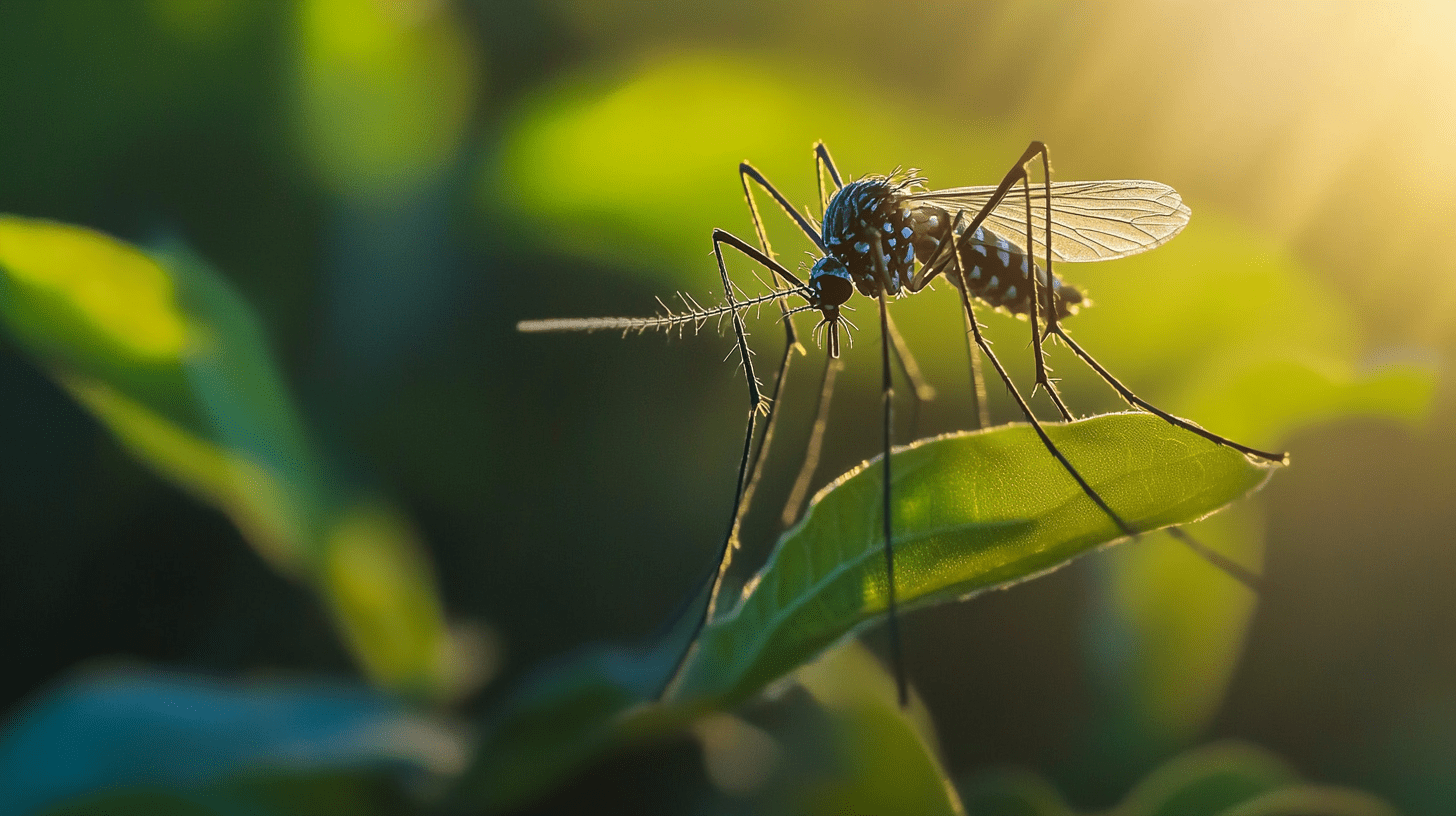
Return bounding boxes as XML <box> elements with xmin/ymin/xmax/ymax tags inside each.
<box><xmin>949</xmin><ymin>225</ymin><xmax>1084</xmax><ymax>319</ymax></box>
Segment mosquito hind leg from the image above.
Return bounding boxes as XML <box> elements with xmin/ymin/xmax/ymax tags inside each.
<box><xmin>949</xmin><ymin>240</ymin><xmax>1139</xmax><ymax>540</ymax></box>
<box><xmin>1049</xmin><ymin>325</ymin><xmax>1289</xmax><ymax>464</ymax></box>
<box><xmin>1001</xmin><ymin>142</ymin><xmax>1075</xmax><ymax>422</ymax></box>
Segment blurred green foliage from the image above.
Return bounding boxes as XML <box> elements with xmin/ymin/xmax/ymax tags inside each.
<box><xmin>0</xmin><ymin>670</ymin><xmax>459</xmax><ymax>816</ymax></box>
<box><xmin>0</xmin><ymin>217</ymin><xmax>464</xmax><ymax>699</ymax></box>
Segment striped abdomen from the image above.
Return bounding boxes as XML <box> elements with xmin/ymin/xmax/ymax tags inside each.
<box><xmin>907</xmin><ymin>208</ymin><xmax>1084</xmax><ymax>319</ymax></box>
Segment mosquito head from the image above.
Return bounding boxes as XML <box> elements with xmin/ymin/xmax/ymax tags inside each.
<box><xmin>809</xmin><ymin>255</ymin><xmax>853</xmax><ymax>309</ymax></box>
<box><xmin>807</xmin><ymin>255</ymin><xmax>853</xmax><ymax>358</ymax></box>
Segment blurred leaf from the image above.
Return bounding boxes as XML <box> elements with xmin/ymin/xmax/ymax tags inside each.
<box><xmin>959</xmin><ymin>768</ymin><xmax>1076</xmax><ymax>816</ymax></box>
<box><xmin>0</xmin><ymin>217</ymin><xmax>463</xmax><ymax>697</ymax></box>
<box><xmin>39</xmin><ymin>771</ymin><xmax>399</xmax><ymax>816</ymax></box>
<box><xmin>295</xmin><ymin>0</ymin><xmax>479</xmax><ymax>201</ymax></box>
<box><xmin>487</xmin><ymin>52</ymin><xmax>1018</xmax><ymax>290</ymax></box>
<box><xmin>789</xmin><ymin>642</ymin><xmax>965</xmax><ymax>816</ymax></box>
<box><xmin>457</xmin><ymin>413</ymin><xmax>1277</xmax><ymax>812</ymax></box>
<box><xmin>956</xmin><ymin>741</ymin><xmax>1396</xmax><ymax>816</ymax></box>
<box><xmin>1180</xmin><ymin>355</ymin><xmax>1435</xmax><ymax>445</ymax></box>
<box><xmin>1109</xmin><ymin>742</ymin><xmax>1297</xmax><ymax>816</ymax></box>
<box><xmin>0</xmin><ymin>670</ymin><xmax>463</xmax><ymax>816</ymax></box>
<box><xmin>1093</xmin><ymin>506</ymin><xmax>1265</xmax><ymax>748</ymax></box>
<box><xmin>1215</xmin><ymin>786</ymin><xmax>1402</xmax><ymax>816</ymax></box>
<box><xmin>455</xmin><ymin>641</ymin><xmax>678</xmax><ymax>813</ymax></box>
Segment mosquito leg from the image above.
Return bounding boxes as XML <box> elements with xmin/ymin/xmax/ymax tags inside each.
<box><xmin>878</xmin><ymin>290</ymin><xmax>908</xmax><ymax>707</ymax></box>
<box><xmin>739</xmin><ymin>330</ymin><xmax>796</xmax><ymax>530</ymax></box>
<box><xmin>780</xmin><ymin>352</ymin><xmax>842</xmax><ymax>526</ymax></box>
<box><xmin>814</xmin><ymin>141</ymin><xmax>845</xmax><ymax>204</ymax></box>
<box><xmin>1049</xmin><ymin>325</ymin><xmax>1289</xmax><ymax>464</ymax></box>
<box><xmin>960</xmin><ymin>304</ymin><xmax>992</xmax><ymax>429</ymax></box>
<box><xmin>988</xmin><ymin>144</ymin><xmax>1071</xmax><ymax>423</ymax></box>
<box><xmin>740</xmin><ymin>162</ymin><xmax>825</xmax><ymax>249</ymax></box>
<box><xmin>995</xmin><ymin>147</ymin><xmax>1269</xmax><ymax>585</ymax></box>
<box><xmin>949</xmin><ymin>248</ymin><xmax>1138</xmax><ymax>540</ymax></box>
<box><xmin>658</xmin><ymin>228</ymin><xmax>817</xmax><ymax>700</ymax></box>
<box><xmin>772</xmin><ymin>139</ymin><xmax>857</xmax><ymax>527</ymax></box>
<box><xmin>732</xmin><ymin>148</ymin><xmax>857</xmax><ymax>497</ymax></box>
<box><xmin>885</xmin><ymin>310</ymin><xmax>935</xmax><ymax>439</ymax></box>
<box><xmin>1165</xmin><ymin>525</ymin><xmax>1262</xmax><ymax>591</ymax></box>
<box><xmin>735</xmin><ymin>162</ymin><xmax>810</xmax><ymax>521</ymax></box>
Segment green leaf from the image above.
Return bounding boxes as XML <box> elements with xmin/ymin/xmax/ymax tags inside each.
<box><xmin>675</xmin><ymin>413</ymin><xmax>1277</xmax><ymax>705</ymax></box>
<box><xmin>459</xmin><ymin>413</ymin><xmax>1277</xmax><ymax>811</ymax></box>
<box><xmin>0</xmin><ymin>217</ymin><xmax>462</xmax><ymax>697</ymax></box>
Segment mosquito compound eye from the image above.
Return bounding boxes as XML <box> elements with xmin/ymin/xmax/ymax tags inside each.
<box><xmin>814</xmin><ymin>273</ymin><xmax>852</xmax><ymax>307</ymax></box>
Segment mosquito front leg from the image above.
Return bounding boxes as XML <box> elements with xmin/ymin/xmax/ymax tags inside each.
<box><xmin>877</xmin><ymin>289</ymin><xmax>908</xmax><ymax>707</ymax></box>
<box><xmin>814</xmin><ymin>141</ymin><xmax>845</xmax><ymax>208</ymax></box>
<box><xmin>734</xmin><ymin>160</ymin><xmax>825</xmax><ymax>557</ymax></box>
<box><xmin>658</xmin><ymin>229</ymin><xmax>815</xmax><ymax>700</ymax></box>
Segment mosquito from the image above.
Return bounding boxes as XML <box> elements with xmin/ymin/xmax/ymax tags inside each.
<box><xmin>517</xmin><ymin>141</ymin><xmax>1288</xmax><ymax>707</ymax></box>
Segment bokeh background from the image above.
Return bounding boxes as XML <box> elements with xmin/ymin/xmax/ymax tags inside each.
<box><xmin>2</xmin><ymin>1</ymin><xmax>1454</xmax><ymax>813</ymax></box>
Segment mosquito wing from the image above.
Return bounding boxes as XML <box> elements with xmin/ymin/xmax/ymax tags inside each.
<box><xmin>902</xmin><ymin>179</ymin><xmax>1191</xmax><ymax>263</ymax></box>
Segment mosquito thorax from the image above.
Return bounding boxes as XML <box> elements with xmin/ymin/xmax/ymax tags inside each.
<box><xmin>822</xmin><ymin>177</ymin><xmax>920</xmax><ymax>297</ymax></box>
